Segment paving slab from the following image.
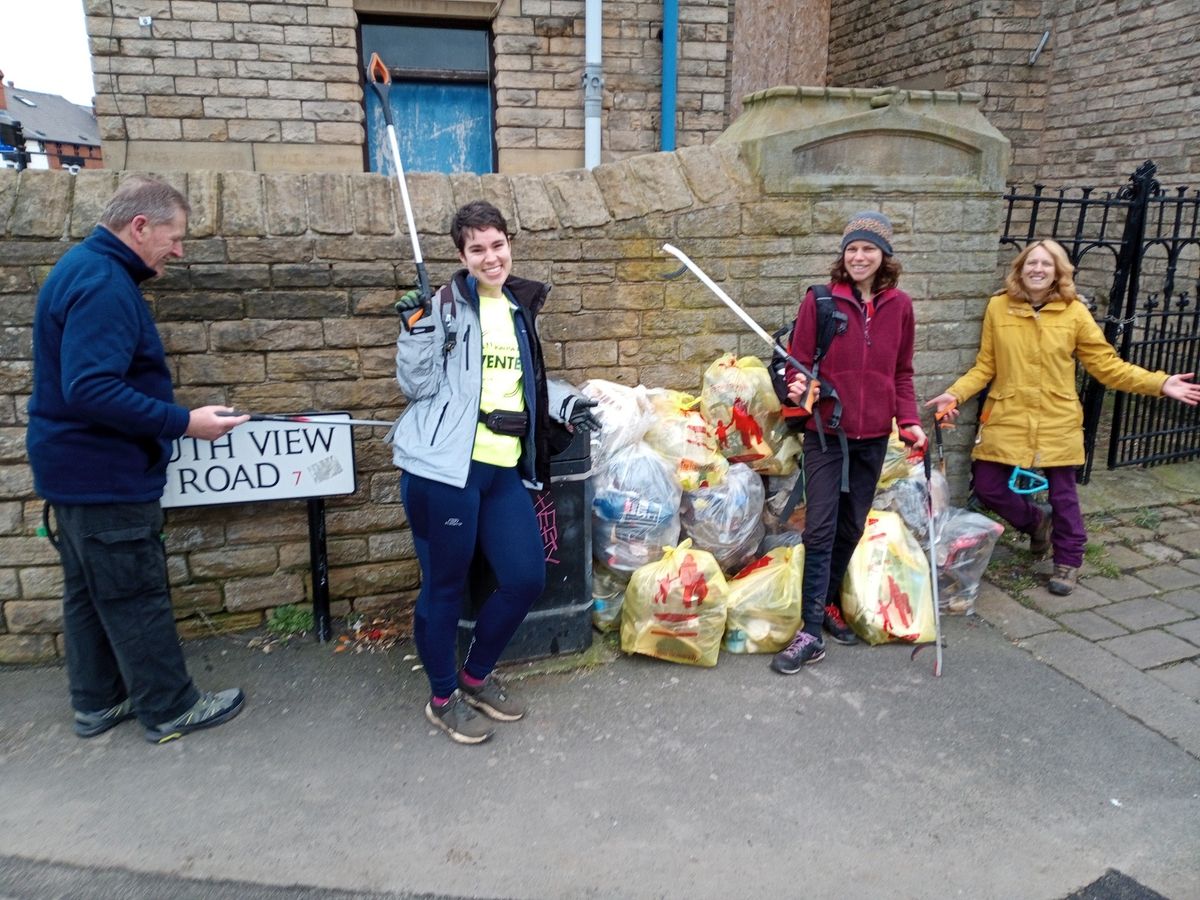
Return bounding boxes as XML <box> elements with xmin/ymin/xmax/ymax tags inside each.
<box><xmin>1133</xmin><ymin>542</ymin><xmax>1185</xmax><ymax>564</ymax></box>
<box><xmin>1095</xmin><ymin>597</ymin><xmax>1193</xmax><ymax>631</ymax></box>
<box><xmin>1110</xmin><ymin>525</ymin><xmax>1156</xmax><ymax>543</ymax></box>
<box><xmin>1057</xmin><ymin>611</ymin><xmax>1128</xmax><ymax>642</ymax></box>
<box><xmin>1026</xmin><ymin>583</ymin><xmax>1110</xmax><ymax>616</ymax></box>
<box><xmin>974</xmin><ymin>582</ymin><xmax>1058</xmax><ymax>640</ymax></box>
<box><xmin>1099</xmin><ymin>630</ymin><xmax>1200</xmax><ymax>670</ymax></box>
<box><xmin>1147</xmin><ymin>661</ymin><xmax>1200</xmax><ymax>702</ymax></box>
<box><xmin>1165</xmin><ymin>618</ymin><xmax>1200</xmax><ymax>647</ymax></box>
<box><xmin>1136</xmin><ymin>564</ymin><xmax>1200</xmax><ymax>592</ymax></box>
<box><xmin>1163</xmin><ymin>531</ymin><xmax>1200</xmax><ymax>554</ymax></box>
<box><xmin>1096</xmin><ymin>544</ymin><xmax>1155</xmax><ymax>570</ymax></box>
<box><xmin>1178</xmin><ymin>556</ymin><xmax>1200</xmax><ymax>576</ymax></box>
<box><xmin>2</xmin><ymin>623</ymin><xmax>1199</xmax><ymax>900</ymax></box>
<box><xmin>1160</xmin><ymin>588</ymin><xmax>1200</xmax><ymax>616</ymax></box>
<box><xmin>1077</xmin><ymin>574</ymin><xmax>1157</xmax><ymax>602</ymax></box>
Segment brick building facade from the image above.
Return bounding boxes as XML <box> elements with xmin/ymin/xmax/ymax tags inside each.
<box><xmin>827</xmin><ymin>0</ymin><xmax>1200</xmax><ymax>189</ymax></box>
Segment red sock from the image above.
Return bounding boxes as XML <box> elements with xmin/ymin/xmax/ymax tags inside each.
<box><xmin>431</xmin><ymin>695</ymin><xmax>451</xmax><ymax>707</ymax></box>
<box><xmin>460</xmin><ymin>670</ymin><xmax>484</xmax><ymax>688</ymax></box>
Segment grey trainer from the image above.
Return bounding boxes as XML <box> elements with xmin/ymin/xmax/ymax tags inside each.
<box><xmin>458</xmin><ymin>673</ymin><xmax>526</xmax><ymax>722</ymax></box>
<box><xmin>74</xmin><ymin>698</ymin><xmax>135</xmax><ymax>738</ymax></box>
<box><xmin>426</xmin><ymin>691</ymin><xmax>494</xmax><ymax>744</ymax></box>
<box><xmin>1047</xmin><ymin>565</ymin><xmax>1077</xmax><ymax>596</ymax></box>
<box><xmin>144</xmin><ymin>688</ymin><xmax>245</xmax><ymax>744</ymax></box>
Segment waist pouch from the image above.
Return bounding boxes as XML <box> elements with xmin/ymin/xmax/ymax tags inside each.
<box><xmin>478</xmin><ymin>409</ymin><xmax>528</xmax><ymax>436</ymax></box>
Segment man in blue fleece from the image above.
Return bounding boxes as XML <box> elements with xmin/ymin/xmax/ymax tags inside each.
<box><xmin>27</xmin><ymin>176</ymin><xmax>250</xmax><ymax>744</ymax></box>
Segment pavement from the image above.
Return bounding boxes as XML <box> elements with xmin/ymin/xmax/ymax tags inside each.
<box><xmin>1</xmin><ymin>461</ymin><xmax>1198</xmax><ymax>900</ymax></box>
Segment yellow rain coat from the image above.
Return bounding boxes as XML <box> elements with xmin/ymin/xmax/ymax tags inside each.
<box><xmin>946</xmin><ymin>293</ymin><xmax>1168</xmax><ymax>468</ymax></box>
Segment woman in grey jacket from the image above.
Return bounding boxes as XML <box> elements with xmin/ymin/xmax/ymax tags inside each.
<box><xmin>392</xmin><ymin>201</ymin><xmax>598</xmax><ymax>744</ymax></box>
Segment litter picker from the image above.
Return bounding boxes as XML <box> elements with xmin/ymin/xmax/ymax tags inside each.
<box><xmin>911</xmin><ymin>415</ymin><xmax>947</xmax><ymax>677</ymax></box>
<box><xmin>367</xmin><ymin>52</ymin><xmax>431</xmax><ymax>329</ymax></box>
<box><xmin>660</xmin><ymin>242</ymin><xmax>851</xmax><ymax>490</ymax></box>
<box><xmin>217</xmin><ymin>411</ymin><xmax>395</xmax><ymax>428</ymax></box>
<box><xmin>661</xmin><ymin>243</ymin><xmax>818</xmax><ymax>393</ymax></box>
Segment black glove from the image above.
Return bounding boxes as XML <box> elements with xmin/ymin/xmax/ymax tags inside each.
<box><xmin>565</xmin><ymin>397</ymin><xmax>602</xmax><ymax>433</ymax></box>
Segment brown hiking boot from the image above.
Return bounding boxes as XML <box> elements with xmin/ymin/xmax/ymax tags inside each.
<box><xmin>1048</xmin><ymin>565</ymin><xmax>1077</xmax><ymax>596</ymax></box>
<box><xmin>1029</xmin><ymin>503</ymin><xmax>1053</xmax><ymax>557</ymax></box>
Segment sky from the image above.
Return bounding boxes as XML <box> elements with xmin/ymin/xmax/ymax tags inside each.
<box><xmin>0</xmin><ymin>0</ymin><xmax>96</xmax><ymax>107</ymax></box>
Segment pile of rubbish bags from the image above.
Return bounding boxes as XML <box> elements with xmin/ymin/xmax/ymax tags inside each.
<box><xmin>583</xmin><ymin>354</ymin><xmax>1005</xmax><ymax>667</ymax></box>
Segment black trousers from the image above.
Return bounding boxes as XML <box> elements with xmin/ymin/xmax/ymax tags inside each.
<box><xmin>53</xmin><ymin>502</ymin><xmax>198</xmax><ymax>726</ymax></box>
<box><xmin>800</xmin><ymin>431</ymin><xmax>889</xmax><ymax>637</ymax></box>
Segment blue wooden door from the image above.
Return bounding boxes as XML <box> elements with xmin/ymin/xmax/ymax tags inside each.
<box><xmin>365</xmin><ymin>81</ymin><xmax>493</xmax><ymax>176</ymax></box>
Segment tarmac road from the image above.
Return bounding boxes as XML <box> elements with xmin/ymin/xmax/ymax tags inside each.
<box><xmin>1</xmin><ymin>616</ymin><xmax>1197</xmax><ymax>899</ymax></box>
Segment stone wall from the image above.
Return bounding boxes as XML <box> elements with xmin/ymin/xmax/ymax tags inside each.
<box><xmin>0</xmin><ymin>89</ymin><xmax>1008</xmax><ymax>662</ymax></box>
<box><xmin>828</xmin><ymin>0</ymin><xmax>1200</xmax><ymax>190</ymax></box>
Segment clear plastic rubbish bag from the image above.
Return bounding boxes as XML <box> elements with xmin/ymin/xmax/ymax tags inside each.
<box><xmin>592</xmin><ymin>442</ymin><xmax>682</xmax><ymax>576</ymax></box>
<box><xmin>937</xmin><ymin>509</ymin><xmax>1004</xmax><ymax>615</ymax></box>
<box><xmin>581</xmin><ymin>379</ymin><xmax>655</xmax><ymax>471</ymax></box>
<box><xmin>763</xmin><ymin>469</ymin><xmax>806</xmax><ymax>535</ymax></box>
<box><xmin>873</xmin><ymin>467</ymin><xmax>949</xmax><ymax>544</ymax></box>
<box><xmin>592</xmin><ymin>560</ymin><xmax>630</xmax><ymax>632</ymax></box>
<box><xmin>681</xmin><ymin>462</ymin><xmax>766</xmax><ymax>574</ymax></box>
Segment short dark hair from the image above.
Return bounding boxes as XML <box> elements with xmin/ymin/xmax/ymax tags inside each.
<box><xmin>99</xmin><ymin>175</ymin><xmax>190</xmax><ymax>230</ymax></box>
<box><xmin>451</xmin><ymin>200</ymin><xmax>509</xmax><ymax>252</ymax></box>
<box><xmin>830</xmin><ymin>253</ymin><xmax>902</xmax><ymax>293</ymax></box>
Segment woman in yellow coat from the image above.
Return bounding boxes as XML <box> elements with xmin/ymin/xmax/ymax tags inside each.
<box><xmin>927</xmin><ymin>239</ymin><xmax>1200</xmax><ymax>595</ymax></box>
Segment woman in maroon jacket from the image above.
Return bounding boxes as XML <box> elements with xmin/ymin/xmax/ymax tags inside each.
<box><xmin>772</xmin><ymin>211</ymin><xmax>927</xmax><ymax>675</ymax></box>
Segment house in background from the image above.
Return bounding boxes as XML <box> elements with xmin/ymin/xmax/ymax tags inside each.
<box><xmin>0</xmin><ymin>70</ymin><xmax>103</xmax><ymax>172</ymax></box>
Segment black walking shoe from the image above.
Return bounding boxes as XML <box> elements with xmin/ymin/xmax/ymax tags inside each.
<box><xmin>74</xmin><ymin>698</ymin><xmax>135</xmax><ymax>738</ymax></box>
<box><xmin>823</xmin><ymin>603</ymin><xmax>860</xmax><ymax>645</ymax></box>
<box><xmin>770</xmin><ymin>631</ymin><xmax>826</xmax><ymax>675</ymax></box>
<box><xmin>426</xmin><ymin>692</ymin><xmax>494</xmax><ymax>745</ymax></box>
<box><xmin>1029</xmin><ymin>503</ymin><xmax>1053</xmax><ymax>557</ymax></box>
<box><xmin>458</xmin><ymin>673</ymin><xmax>525</xmax><ymax>722</ymax></box>
<box><xmin>144</xmin><ymin>689</ymin><xmax>245</xmax><ymax>744</ymax></box>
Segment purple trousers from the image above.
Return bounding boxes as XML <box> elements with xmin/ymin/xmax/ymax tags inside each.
<box><xmin>971</xmin><ymin>460</ymin><xmax>1086</xmax><ymax>568</ymax></box>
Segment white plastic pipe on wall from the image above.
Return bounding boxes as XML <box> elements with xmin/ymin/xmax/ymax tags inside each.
<box><xmin>583</xmin><ymin>0</ymin><xmax>603</xmax><ymax>169</ymax></box>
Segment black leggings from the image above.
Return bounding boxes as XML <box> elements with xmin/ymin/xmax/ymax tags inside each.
<box><xmin>799</xmin><ymin>431</ymin><xmax>889</xmax><ymax>637</ymax></box>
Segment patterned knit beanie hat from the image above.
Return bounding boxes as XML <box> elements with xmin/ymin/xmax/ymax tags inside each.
<box><xmin>841</xmin><ymin>210</ymin><xmax>894</xmax><ymax>256</ymax></box>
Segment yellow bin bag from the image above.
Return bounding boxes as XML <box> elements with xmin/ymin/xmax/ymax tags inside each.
<box><xmin>840</xmin><ymin>509</ymin><xmax>936</xmax><ymax>645</ymax></box>
<box><xmin>621</xmin><ymin>539</ymin><xmax>729</xmax><ymax>667</ymax></box>
<box><xmin>722</xmin><ymin>545</ymin><xmax>805</xmax><ymax>654</ymax></box>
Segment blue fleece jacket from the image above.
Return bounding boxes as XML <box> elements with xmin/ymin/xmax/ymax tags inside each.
<box><xmin>27</xmin><ymin>226</ymin><xmax>191</xmax><ymax>504</ymax></box>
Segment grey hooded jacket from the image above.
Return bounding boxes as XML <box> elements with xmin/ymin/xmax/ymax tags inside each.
<box><xmin>391</xmin><ymin>269</ymin><xmax>576</xmax><ymax>490</ymax></box>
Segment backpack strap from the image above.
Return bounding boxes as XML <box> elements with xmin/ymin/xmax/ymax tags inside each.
<box><xmin>801</xmin><ymin>285</ymin><xmax>850</xmax><ymax>492</ymax></box>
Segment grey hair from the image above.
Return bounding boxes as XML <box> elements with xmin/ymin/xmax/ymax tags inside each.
<box><xmin>99</xmin><ymin>176</ymin><xmax>190</xmax><ymax>230</ymax></box>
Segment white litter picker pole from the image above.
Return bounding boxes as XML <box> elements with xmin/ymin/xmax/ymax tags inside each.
<box><xmin>660</xmin><ymin>243</ymin><xmax>816</xmax><ymax>381</ymax></box>
<box><xmin>368</xmin><ymin>52</ymin><xmax>431</xmax><ymax>329</ymax></box>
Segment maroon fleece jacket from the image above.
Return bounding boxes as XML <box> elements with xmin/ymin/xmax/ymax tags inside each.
<box><xmin>786</xmin><ymin>282</ymin><xmax>919</xmax><ymax>440</ymax></box>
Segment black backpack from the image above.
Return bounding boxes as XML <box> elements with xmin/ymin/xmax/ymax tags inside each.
<box><xmin>769</xmin><ymin>284</ymin><xmax>848</xmax><ymax>418</ymax></box>
<box><xmin>769</xmin><ymin>285</ymin><xmax>851</xmax><ymax>511</ymax></box>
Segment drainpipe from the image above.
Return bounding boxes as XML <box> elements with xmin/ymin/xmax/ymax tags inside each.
<box><xmin>583</xmin><ymin>0</ymin><xmax>603</xmax><ymax>169</ymax></box>
<box><xmin>660</xmin><ymin>0</ymin><xmax>678</xmax><ymax>151</ymax></box>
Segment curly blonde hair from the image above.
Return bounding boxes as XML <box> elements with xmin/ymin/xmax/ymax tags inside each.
<box><xmin>1004</xmin><ymin>239</ymin><xmax>1080</xmax><ymax>304</ymax></box>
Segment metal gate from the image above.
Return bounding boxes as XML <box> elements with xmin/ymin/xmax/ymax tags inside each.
<box><xmin>999</xmin><ymin>160</ymin><xmax>1200</xmax><ymax>482</ymax></box>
